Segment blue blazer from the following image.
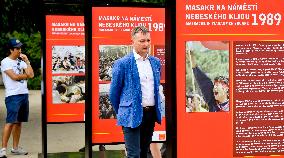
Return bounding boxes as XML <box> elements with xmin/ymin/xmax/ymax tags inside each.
<box><xmin>110</xmin><ymin>52</ymin><xmax>162</xmax><ymax>128</ymax></box>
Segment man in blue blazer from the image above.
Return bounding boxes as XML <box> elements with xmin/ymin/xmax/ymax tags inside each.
<box><xmin>110</xmin><ymin>26</ymin><xmax>162</xmax><ymax>158</ymax></box>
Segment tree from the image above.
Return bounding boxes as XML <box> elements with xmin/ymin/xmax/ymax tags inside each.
<box><xmin>0</xmin><ymin>0</ymin><xmax>165</xmax><ymax>89</ymax></box>
<box><xmin>96</xmin><ymin>0</ymin><xmax>165</xmax><ymax>3</ymax></box>
<box><xmin>0</xmin><ymin>0</ymin><xmax>40</xmax><ymax>34</ymax></box>
<box><xmin>0</xmin><ymin>0</ymin><xmax>41</xmax><ymax>89</ymax></box>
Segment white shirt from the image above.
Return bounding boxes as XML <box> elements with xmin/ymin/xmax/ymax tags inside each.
<box><xmin>1</xmin><ymin>57</ymin><xmax>28</xmax><ymax>97</ymax></box>
<box><xmin>133</xmin><ymin>50</ymin><xmax>155</xmax><ymax>107</ymax></box>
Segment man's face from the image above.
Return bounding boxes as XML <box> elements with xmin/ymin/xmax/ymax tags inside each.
<box><xmin>11</xmin><ymin>47</ymin><xmax>21</xmax><ymax>57</ymax></box>
<box><xmin>132</xmin><ymin>31</ymin><xmax>151</xmax><ymax>55</ymax></box>
<box><xmin>213</xmin><ymin>82</ymin><xmax>228</xmax><ymax>101</ymax></box>
<box><xmin>192</xmin><ymin>96</ymin><xmax>200</xmax><ymax>107</ymax></box>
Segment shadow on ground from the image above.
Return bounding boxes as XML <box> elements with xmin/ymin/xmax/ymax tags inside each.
<box><xmin>38</xmin><ymin>150</ymin><xmax>125</xmax><ymax>158</ymax></box>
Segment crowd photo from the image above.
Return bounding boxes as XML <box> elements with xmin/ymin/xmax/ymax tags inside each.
<box><xmin>52</xmin><ymin>45</ymin><xmax>85</xmax><ymax>74</ymax></box>
<box><xmin>99</xmin><ymin>45</ymin><xmax>132</xmax><ymax>81</ymax></box>
<box><xmin>99</xmin><ymin>84</ymin><xmax>116</xmax><ymax>119</ymax></box>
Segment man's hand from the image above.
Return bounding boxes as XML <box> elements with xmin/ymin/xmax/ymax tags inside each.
<box><xmin>20</xmin><ymin>53</ymin><xmax>34</xmax><ymax>78</ymax></box>
<box><xmin>4</xmin><ymin>69</ymin><xmax>28</xmax><ymax>81</ymax></box>
<box><xmin>20</xmin><ymin>54</ymin><xmax>30</xmax><ymax>65</ymax></box>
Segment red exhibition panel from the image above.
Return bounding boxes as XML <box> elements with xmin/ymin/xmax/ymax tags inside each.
<box><xmin>92</xmin><ymin>7</ymin><xmax>165</xmax><ymax>143</ymax></box>
<box><xmin>46</xmin><ymin>15</ymin><xmax>85</xmax><ymax>122</ymax></box>
<box><xmin>177</xmin><ymin>0</ymin><xmax>284</xmax><ymax>158</ymax></box>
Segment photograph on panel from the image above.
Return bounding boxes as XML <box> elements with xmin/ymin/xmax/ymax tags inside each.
<box><xmin>52</xmin><ymin>45</ymin><xmax>85</xmax><ymax>74</ymax></box>
<box><xmin>153</xmin><ymin>45</ymin><xmax>165</xmax><ymax>81</ymax></box>
<box><xmin>52</xmin><ymin>75</ymin><xmax>85</xmax><ymax>104</ymax></box>
<box><xmin>186</xmin><ymin>41</ymin><xmax>229</xmax><ymax>112</ymax></box>
<box><xmin>99</xmin><ymin>45</ymin><xmax>132</xmax><ymax>81</ymax></box>
<box><xmin>99</xmin><ymin>84</ymin><xmax>116</xmax><ymax>119</ymax></box>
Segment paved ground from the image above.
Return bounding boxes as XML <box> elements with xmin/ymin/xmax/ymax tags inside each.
<box><xmin>0</xmin><ymin>88</ymin><xmax>124</xmax><ymax>158</ymax></box>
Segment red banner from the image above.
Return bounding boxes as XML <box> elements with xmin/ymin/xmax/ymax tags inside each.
<box><xmin>233</xmin><ymin>41</ymin><xmax>284</xmax><ymax>156</ymax></box>
<box><xmin>177</xmin><ymin>0</ymin><xmax>284</xmax><ymax>40</ymax></box>
<box><xmin>92</xmin><ymin>7</ymin><xmax>165</xmax><ymax>143</ymax></box>
<box><xmin>177</xmin><ymin>0</ymin><xmax>284</xmax><ymax>158</ymax></box>
<box><xmin>46</xmin><ymin>15</ymin><xmax>85</xmax><ymax>122</ymax></box>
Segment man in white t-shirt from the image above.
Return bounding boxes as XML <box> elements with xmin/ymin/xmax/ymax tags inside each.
<box><xmin>0</xmin><ymin>38</ymin><xmax>34</xmax><ymax>158</ymax></box>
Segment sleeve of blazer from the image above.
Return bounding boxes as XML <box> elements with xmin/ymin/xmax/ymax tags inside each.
<box><xmin>109</xmin><ymin>60</ymin><xmax>124</xmax><ymax>114</ymax></box>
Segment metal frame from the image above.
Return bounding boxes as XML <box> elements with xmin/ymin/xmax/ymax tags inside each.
<box><xmin>40</xmin><ymin>1</ymin><xmax>85</xmax><ymax>158</ymax></box>
<box><xmin>165</xmin><ymin>0</ymin><xmax>177</xmax><ymax>157</ymax></box>
<box><xmin>40</xmin><ymin>0</ymin><xmax>47</xmax><ymax>156</ymax></box>
<box><xmin>84</xmin><ymin>0</ymin><xmax>93</xmax><ymax>157</ymax></box>
<box><xmin>40</xmin><ymin>0</ymin><xmax>176</xmax><ymax>158</ymax></box>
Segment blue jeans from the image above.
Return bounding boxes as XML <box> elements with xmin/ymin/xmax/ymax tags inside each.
<box><xmin>123</xmin><ymin>108</ymin><xmax>156</xmax><ymax>158</ymax></box>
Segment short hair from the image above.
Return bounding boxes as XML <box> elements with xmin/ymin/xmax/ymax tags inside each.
<box><xmin>214</xmin><ymin>76</ymin><xmax>229</xmax><ymax>86</ymax></box>
<box><xmin>56</xmin><ymin>85</ymin><xmax>67</xmax><ymax>94</ymax></box>
<box><xmin>74</xmin><ymin>76</ymin><xmax>85</xmax><ymax>83</ymax></box>
<box><xmin>131</xmin><ymin>26</ymin><xmax>149</xmax><ymax>39</ymax></box>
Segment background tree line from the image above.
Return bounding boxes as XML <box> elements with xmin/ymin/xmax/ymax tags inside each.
<box><xmin>0</xmin><ymin>0</ymin><xmax>41</xmax><ymax>89</ymax></box>
<box><xmin>0</xmin><ymin>0</ymin><xmax>164</xmax><ymax>89</ymax></box>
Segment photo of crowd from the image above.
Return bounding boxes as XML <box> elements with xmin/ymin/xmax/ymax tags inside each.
<box><xmin>99</xmin><ymin>45</ymin><xmax>132</xmax><ymax>81</ymax></box>
<box><xmin>99</xmin><ymin>84</ymin><xmax>116</xmax><ymax>119</ymax></box>
<box><xmin>52</xmin><ymin>75</ymin><xmax>85</xmax><ymax>104</ymax></box>
<box><xmin>186</xmin><ymin>92</ymin><xmax>208</xmax><ymax>112</ymax></box>
<box><xmin>186</xmin><ymin>41</ymin><xmax>229</xmax><ymax>112</ymax></box>
<box><xmin>52</xmin><ymin>46</ymin><xmax>85</xmax><ymax>74</ymax></box>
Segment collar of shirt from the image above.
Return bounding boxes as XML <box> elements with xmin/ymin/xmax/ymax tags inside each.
<box><xmin>133</xmin><ymin>50</ymin><xmax>149</xmax><ymax>60</ymax></box>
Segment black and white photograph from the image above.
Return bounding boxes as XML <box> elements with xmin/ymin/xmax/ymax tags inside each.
<box><xmin>52</xmin><ymin>75</ymin><xmax>85</xmax><ymax>104</ymax></box>
<box><xmin>99</xmin><ymin>84</ymin><xmax>116</xmax><ymax>119</ymax></box>
<box><xmin>52</xmin><ymin>46</ymin><xmax>85</xmax><ymax>74</ymax></box>
<box><xmin>99</xmin><ymin>45</ymin><xmax>132</xmax><ymax>81</ymax></box>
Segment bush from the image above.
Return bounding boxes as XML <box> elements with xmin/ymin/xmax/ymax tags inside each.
<box><xmin>27</xmin><ymin>75</ymin><xmax>41</xmax><ymax>90</ymax></box>
<box><xmin>0</xmin><ymin>31</ymin><xmax>42</xmax><ymax>90</ymax></box>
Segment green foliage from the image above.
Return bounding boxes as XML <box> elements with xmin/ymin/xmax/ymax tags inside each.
<box><xmin>125</xmin><ymin>0</ymin><xmax>164</xmax><ymax>2</ymax></box>
<box><xmin>0</xmin><ymin>0</ymin><xmax>39</xmax><ymax>34</ymax></box>
<box><xmin>28</xmin><ymin>75</ymin><xmax>41</xmax><ymax>90</ymax></box>
<box><xmin>101</xmin><ymin>0</ymin><xmax>165</xmax><ymax>3</ymax></box>
<box><xmin>0</xmin><ymin>31</ymin><xmax>42</xmax><ymax>90</ymax></box>
<box><xmin>0</xmin><ymin>0</ymin><xmax>41</xmax><ymax>90</ymax></box>
<box><xmin>1</xmin><ymin>0</ymin><xmax>165</xmax><ymax>90</ymax></box>
<box><xmin>194</xmin><ymin>50</ymin><xmax>229</xmax><ymax>79</ymax></box>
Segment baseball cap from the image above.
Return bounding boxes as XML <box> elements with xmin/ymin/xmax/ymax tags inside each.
<box><xmin>8</xmin><ymin>38</ymin><xmax>23</xmax><ymax>48</ymax></box>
